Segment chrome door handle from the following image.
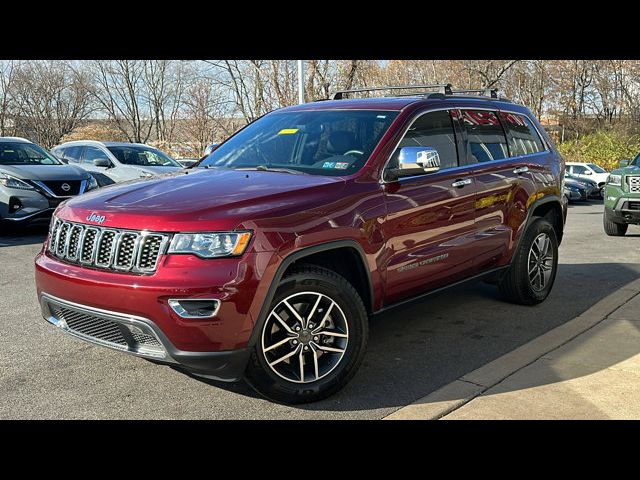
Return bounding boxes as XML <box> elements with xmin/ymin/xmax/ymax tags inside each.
<box><xmin>513</xmin><ymin>166</ymin><xmax>529</xmax><ymax>174</ymax></box>
<box><xmin>451</xmin><ymin>178</ymin><xmax>472</xmax><ymax>188</ymax></box>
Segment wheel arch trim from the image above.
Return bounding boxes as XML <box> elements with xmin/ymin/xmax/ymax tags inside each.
<box><xmin>247</xmin><ymin>240</ymin><xmax>373</xmax><ymax>348</ymax></box>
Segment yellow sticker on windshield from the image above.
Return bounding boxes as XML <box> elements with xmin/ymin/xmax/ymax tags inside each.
<box><xmin>278</xmin><ymin>128</ymin><xmax>299</xmax><ymax>135</ymax></box>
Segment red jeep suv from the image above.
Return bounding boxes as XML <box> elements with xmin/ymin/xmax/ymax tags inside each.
<box><xmin>35</xmin><ymin>85</ymin><xmax>567</xmax><ymax>403</ymax></box>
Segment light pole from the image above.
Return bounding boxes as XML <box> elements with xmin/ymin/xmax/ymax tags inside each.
<box><xmin>297</xmin><ymin>60</ymin><xmax>305</xmax><ymax>104</ymax></box>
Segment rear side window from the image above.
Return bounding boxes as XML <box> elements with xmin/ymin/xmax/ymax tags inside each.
<box><xmin>62</xmin><ymin>146</ymin><xmax>83</xmax><ymax>163</ymax></box>
<box><xmin>391</xmin><ymin>110</ymin><xmax>459</xmax><ymax>170</ymax></box>
<box><xmin>458</xmin><ymin>110</ymin><xmax>508</xmax><ymax>163</ymax></box>
<box><xmin>499</xmin><ymin>112</ymin><xmax>545</xmax><ymax>156</ymax></box>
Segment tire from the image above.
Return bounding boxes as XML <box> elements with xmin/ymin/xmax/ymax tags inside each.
<box><xmin>603</xmin><ymin>209</ymin><xmax>628</xmax><ymax>236</ymax></box>
<box><xmin>498</xmin><ymin>218</ymin><xmax>559</xmax><ymax>305</ymax></box>
<box><xmin>244</xmin><ymin>264</ymin><xmax>368</xmax><ymax>404</ymax></box>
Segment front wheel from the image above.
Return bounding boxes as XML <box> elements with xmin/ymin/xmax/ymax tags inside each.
<box><xmin>603</xmin><ymin>209</ymin><xmax>628</xmax><ymax>236</ymax></box>
<box><xmin>244</xmin><ymin>265</ymin><xmax>368</xmax><ymax>404</ymax></box>
<box><xmin>499</xmin><ymin>218</ymin><xmax>559</xmax><ymax>305</ymax></box>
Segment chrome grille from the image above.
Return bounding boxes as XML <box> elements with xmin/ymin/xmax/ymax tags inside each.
<box><xmin>628</xmin><ymin>176</ymin><xmax>640</xmax><ymax>193</ymax></box>
<box><xmin>42</xmin><ymin>294</ymin><xmax>167</xmax><ymax>359</ymax></box>
<box><xmin>48</xmin><ymin>218</ymin><xmax>169</xmax><ymax>274</ymax></box>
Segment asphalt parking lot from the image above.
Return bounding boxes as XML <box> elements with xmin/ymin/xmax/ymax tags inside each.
<box><xmin>1</xmin><ymin>201</ymin><xmax>639</xmax><ymax>419</ymax></box>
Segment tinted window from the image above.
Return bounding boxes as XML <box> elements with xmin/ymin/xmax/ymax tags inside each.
<box><xmin>458</xmin><ymin>110</ymin><xmax>508</xmax><ymax>163</ymax></box>
<box><xmin>83</xmin><ymin>146</ymin><xmax>111</xmax><ymax>164</ymax></box>
<box><xmin>62</xmin><ymin>146</ymin><xmax>84</xmax><ymax>163</ymax></box>
<box><xmin>587</xmin><ymin>163</ymin><xmax>606</xmax><ymax>173</ymax></box>
<box><xmin>106</xmin><ymin>145</ymin><xmax>181</xmax><ymax>167</ymax></box>
<box><xmin>389</xmin><ymin>110</ymin><xmax>458</xmax><ymax>170</ymax></box>
<box><xmin>572</xmin><ymin>165</ymin><xmax>587</xmax><ymax>174</ymax></box>
<box><xmin>199</xmin><ymin>110</ymin><xmax>399</xmax><ymax>177</ymax></box>
<box><xmin>0</xmin><ymin>142</ymin><xmax>61</xmax><ymax>165</ymax></box>
<box><xmin>499</xmin><ymin>112</ymin><xmax>545</xmax><ymax>156</ymax></box>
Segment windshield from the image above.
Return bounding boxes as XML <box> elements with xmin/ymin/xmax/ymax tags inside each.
<box><xmin>106</xmin><ymin>145</ymin><xmax>182</xmax><ymax>168</ymax></box>
<box><xmin>587</xmin><ymin>163</ymin><xmax>606</xmax><ymax>173</ymax></box>
<box><xmin>198</xmin><ymin>110</ymin><xmax>399</xmax><ymax>176</ymax></box>
<box><xmin>631</xmin><ymin>154</ymin><xmax>640</xmax><ymax>166</ymax></box>
<box><xmin>0</xmin><ymin>142</ymin><xmax>62</xmax><ymax>166</ymax></box>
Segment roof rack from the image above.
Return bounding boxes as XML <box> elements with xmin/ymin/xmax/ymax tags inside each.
<box><xmin>332</xmin><ymin>84</ymin><xmax>453</xmax><ymax>100</ymax></box>
<box><xmin>330</xmin><ymin>84</ymin><xmax>511</xmax><ymax>102</ymax></box>
<box><xmin>451</xmin><ymin>88</ymin><xmax>499</xmax><ymax>98</ymax></box>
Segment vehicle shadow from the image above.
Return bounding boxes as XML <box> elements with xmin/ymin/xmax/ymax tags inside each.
<box><xmin>0</xmin><ymin>224</ymin><xmax>48</xmax><ymax>247</ymax></box>
<box><xmin>190</xmin><ymin>261</ymin><xmax>640</xmax><ymax>411</ymax></box>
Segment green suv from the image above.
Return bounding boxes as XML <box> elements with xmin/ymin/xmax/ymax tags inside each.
<box><xmin>603</xmin><ymin>156</ymin><xmax>640</xmax><ymax>236</ymax></box>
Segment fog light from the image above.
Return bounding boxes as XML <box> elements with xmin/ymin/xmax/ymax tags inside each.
<box><xmin>168</xmin><ymin>299</ymin><xmax>220</xmax><ymax>319</ymax></box>
<box><xmin>8</xmin><ymin>197</ymin><xmax>22</xmax><ymax>213</ymax></box>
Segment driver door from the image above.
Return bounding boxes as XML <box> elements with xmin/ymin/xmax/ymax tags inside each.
<box><xmin>381</xmin><ymin>109</ymin><xmax>478</xmax><ymax>304</ymax></box>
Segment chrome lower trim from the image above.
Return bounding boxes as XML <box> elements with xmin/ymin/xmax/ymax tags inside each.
<box><xmin>168</xmin><ymin>298</ymin><xmax>221</xmax><ymax>319</ymax></box>
<box><xmin>40</xmin><ymin>292</ymin><xmax>172</xmax><ymax>361</ymax></box>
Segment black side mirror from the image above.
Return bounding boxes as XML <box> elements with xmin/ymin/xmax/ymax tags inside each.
<box><xmin>94</xmin><ymin>158</ymin><xmax>111</xmax><ymax>168</ymax></box>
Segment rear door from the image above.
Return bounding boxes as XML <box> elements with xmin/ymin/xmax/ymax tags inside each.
<box><xmin>381</xmin><ymin>109</ymin><xmax>478</xmax><ymax>304</ymax></box>
<box><xmin>457</xmin><ymin>109</ymin><xmax>543</xmax><ymax>272</ymax></box>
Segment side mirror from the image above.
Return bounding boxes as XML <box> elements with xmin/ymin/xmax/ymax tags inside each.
<box><xmin>386</xmin><ymin>147</ymin><xmax>441</xmax><ymax>182</ymax></box>
<box><xmin>204</xmin><ymin>143</ymin><xmax>219</xmax><ymax>156</ymax></box>
<box><xmin>619</xmin><ymin>159</ymin><xmax>630</xmax><ymax>168</ymax></box>
<box><xmin>93</xmin><ymin>158</ymin><xmax>111</xmax><ymax>168</ymax></box>
<box><xmin>584</xmin><ymin>170</ymin><xmax>592</xmax><ymax>175</ymax></box>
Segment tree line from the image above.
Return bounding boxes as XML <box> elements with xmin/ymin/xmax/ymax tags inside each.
<box><xmin>2</xmin><ymin>60</ymin><xmax>640</xmax><ymax>163</ymax></box>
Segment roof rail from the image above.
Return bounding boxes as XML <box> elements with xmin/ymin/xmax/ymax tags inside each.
<box><xmin>332</xmin><ymin>84</ymin><xmax>453</xmax><ymax>100</ymax></box>
<box><xmin>0</xmin><ymin>136</ymin><xmax>31</xmax><ymax>143</ymax></box>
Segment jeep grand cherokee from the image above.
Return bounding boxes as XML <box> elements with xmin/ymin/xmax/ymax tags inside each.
<box><xmin>35</xmin><ymin>84</ymin><xmax>567</xmax><ymax>403</ymax></box>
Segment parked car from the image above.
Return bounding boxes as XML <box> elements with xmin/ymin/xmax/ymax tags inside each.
<box><xmin>176</xmin><ymin>158</ymin><xmax>199</xmax><ymax>168</ymax></box>
<box><xmin>565</xmin><ymin>162</ymin><xmax>608</xmax><ymax>197</ymax></box>
<box><xmin>563</xmin><ymin>176</ymin><xmax>593</xmax><ymax>202</ymax></box>
<box><xmin>51</xmin><ymin>141</ymin><xmax>183</xmax><ymax>186</ymax></box>
<box><xmin>602</xmin><ymin>155</ymin><xmax>640</xmax><ymax>236</ymax></box>
<box><xmin>565</xmin><ymin>173</ymin><xmax>599</xmax><ymax>199</ymax></box>
<box><xmin>0</xmin><ymin>137</ymin><xmax>97</xmax><ymax>226</ymax></box>
<box><xmin>35</xmin><ymin>84</ymin><xmax>567</xmax><ymax>403</ymax></box>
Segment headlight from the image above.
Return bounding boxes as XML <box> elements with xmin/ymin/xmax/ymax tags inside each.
<box><xmin>168</xmin><ymin>231</ymin><xmax>252</xmax><ymax>258</ymax></box>
<box><xmin>85</xmin><ymin>175</ymin><xmax>98</xmax><ymax>191</ymax></box>
<box><xmin>607</xmin><ymin>174</ymin><xmax>622</xmax><ymax>186</ymax></box>
<box><xmin>139</xmin><ymin>171</ymin><xmax>154</xmax><ymax>178</ymax></box>
<box><xmin>0</xmin><ymin>172</ymin><xmax>34</xmax><ymax>190</ymax></box>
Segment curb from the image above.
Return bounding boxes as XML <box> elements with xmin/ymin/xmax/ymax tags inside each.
<box><xmin>383</xmin><ymin>277</ymin><xmax>640</xmax><ymax>420</ymax></box>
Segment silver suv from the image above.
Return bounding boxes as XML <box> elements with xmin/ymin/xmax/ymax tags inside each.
<box><xmin>52</xmin><ymin>141</ymin><xmax>184</xmax><ymax>186</ymax></box>
<box><xmin>0</xmin><ymin>137</ymin><xmax>97</xmax><ymax>226</ymax></box>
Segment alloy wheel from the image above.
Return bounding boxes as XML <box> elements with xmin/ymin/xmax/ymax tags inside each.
<box><xmin>528</xmin><ymin>233</ymin><xmax>554</xmax><ymax>292</ymax></box>
<box><xmin>261</xmin><ymin>291</ymin><xmax>349</xmax><ymax>384</ymax></box>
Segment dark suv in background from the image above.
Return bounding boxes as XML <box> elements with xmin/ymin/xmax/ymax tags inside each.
<box><xmin>35</xmin><ymin>85</ymin><xmax>567</xmax><ymax>403</ymax></box>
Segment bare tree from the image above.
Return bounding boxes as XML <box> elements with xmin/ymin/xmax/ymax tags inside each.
<box><xmin>0</xmin><ymin>60</ymin><xmax>18</xmax><ymax>136</ymax></box>
<box><xmin>10</xmin><ymin>61</ymin><xmax>93</xmax><ymax>147</ymax></box>
<box><xmin>88</xmin><ymin>60</ymin><xmax>154</xmax><ymax>143</ymax></box>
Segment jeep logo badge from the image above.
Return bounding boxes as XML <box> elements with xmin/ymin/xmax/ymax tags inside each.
<box><xmin>86</xmin><ymin>212</ymin><xmax>106</xmax><ymax>224</ymax></box>
<box><xmin>61</xmin><ymin>183</ymin><xmax>71</xmax><ymax>192</ymax></box>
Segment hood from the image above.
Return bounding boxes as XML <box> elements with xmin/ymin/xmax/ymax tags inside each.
<box><xmin>565</xmin><ymin>177</ymin><xmax>590</xmax><ymax>188</ymax></box>
<box><xmin>56</xmin><ymin>168</ymin><xmax>346</xmax><ymax>232</ymax></box>
<box><xmin>613</xmin><ymin>164</ymin><xmax>640</xmax><ymax>176</ymax></box>
<box><xmin>0</xmin><ymin>164</ymin><xmax>90</xmax><ymax>181</ymax></box>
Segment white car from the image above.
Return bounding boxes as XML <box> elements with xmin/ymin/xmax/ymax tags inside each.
<box><xmin>51</xmin><ymin>141</ymin><xmax>183</xmax><ymax>186</ymax></box>
<box><xmin>565</xmin><ymin>162</ymin><xmax>609</xmax><ymax>197</ymax></box>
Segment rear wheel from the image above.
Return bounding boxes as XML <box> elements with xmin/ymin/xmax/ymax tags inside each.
<box><xmin>244</xmin><ymin>265</ymin><xmax>368</xmax><ymax>404</ymax></box>
<box><xmin>603</xmin><ymin>209</ymin><xmax>628</xmax><ymax>236</ymax></box>
<box><xmin>499</xmin><ymin>218</ymin><xmax>558</xmax><ymax>305</ymax></box>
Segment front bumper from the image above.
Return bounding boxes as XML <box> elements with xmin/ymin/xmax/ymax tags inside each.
<box><xmin>40</xmin><ymin>292</ymin><xmax>251</xmax><ymax>380</ymax></box>
<box><xmin>605</xmin><ymin>198</ymin><xmax>640</xmax><ymax>224</ymax></box>
<box><xmin>35</xmin><ymin>246</ymin><xmax>275</xmax><ymax>379</ymax></box>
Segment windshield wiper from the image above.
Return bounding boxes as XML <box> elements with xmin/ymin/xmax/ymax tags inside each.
<box><xmin>237</xmin><ymin>165</ymin><xmax>307</xmax><ymax>175</ymax></box>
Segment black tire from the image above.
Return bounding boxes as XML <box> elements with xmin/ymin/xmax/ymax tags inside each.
<box><xmin>499</xmin><ymin>217</ymin><xmax>559</xmax><ymax>305</ymax></box>
<box><xmin>244</xmin><ymin>264</ymin><xmax>368</xmax><ymax>404</ymax></box>
<box><xmin>603</xmin><ymin>209</ymin><xmax>628</xmax><ymax>236</ymax></box>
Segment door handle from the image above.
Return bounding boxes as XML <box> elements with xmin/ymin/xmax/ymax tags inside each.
<box><xmin>513</xmin><ymin>166</ymin><xmax>529</xmax><ymax>174</ymax></box>
<box><xmin>451</xmin><ymin>178</ymin><xmax>472</xmax><ymax>188</ymax></box>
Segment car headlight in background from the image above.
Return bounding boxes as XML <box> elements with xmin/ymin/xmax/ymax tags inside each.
<box><xmin>607</xmin><ymin>174</ymin><xmax>622</xmax><ymax>186</ymax></box>
<box><xmin>168</xmin><ymin>231</ymin><xmax>252</xmax><ymax>258</ymax></box>
<box><xmin>0</xmin><ymin>172</ymin><xmax>34</xmax><ymax>190</ymax></box>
